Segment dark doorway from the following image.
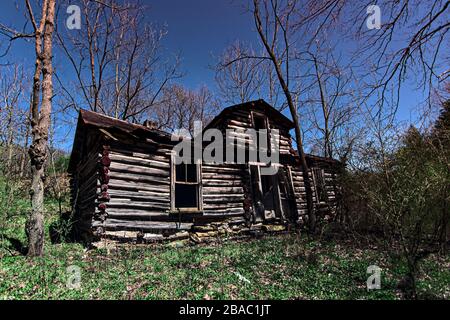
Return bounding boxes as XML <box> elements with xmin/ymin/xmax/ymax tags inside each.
<box><xmin>260</xmin><ymin>173</ymin><xmax>276</xmax><ymax>214</ymax></box>
<box><xmin>250</xmin><ymin>165</ymin><xmax>297</xmax><ymax>222</ymax></box>
<box><xmin>250</xmin><ymin>165</ymin><xmax>278</xmax><ymax>221</ymax></box>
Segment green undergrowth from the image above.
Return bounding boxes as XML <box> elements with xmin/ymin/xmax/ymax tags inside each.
<box><xmin>0</xmin><ymin>234</ymin><xmax>448</xmax><ymax>300</ymax></box>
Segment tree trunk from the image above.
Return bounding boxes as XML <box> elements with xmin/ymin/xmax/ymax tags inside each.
<box><xmin>26</xmin><ymin>0</ymin><xmax>55</xmax><ymax>257</ymax></box>
<box><xmin>19</xmin><ymin>104</ymin><xmax>31</xmax><ymax>178</ymax></box>
<box><xmin>313</xmin><ymin>55</ymin><xmax>332</xmax><ymax>158</ymax></box>
<box><xmin>27</xmin><ymin>165</ymin><xmax>45</xmax><ymax>255</ymax></box>
<box><xmin>6</xmin><ymin>104</ymin><xmax>14</xmax><ymax>173</ymax></box>
<box><xmin>253</xmin><ymin>0</ymin><xmax>316</xmax><ymax>232</ymax></box>
<box><xmin>292</xmin><ymin>111</ymin><xmax>316</xmax><ymax>233</ymax></box>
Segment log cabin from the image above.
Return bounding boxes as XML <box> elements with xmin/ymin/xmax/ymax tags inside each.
<box><xmin>68</xmin><ymin>99</ymin><xmax>341</xmax><ymax>244</ymax></box>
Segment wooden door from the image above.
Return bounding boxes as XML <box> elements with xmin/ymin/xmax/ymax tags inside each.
<box><xmin>276</xmin><ymin>167</ymin><xmax>297</xmax><ymax>221</ymax></box>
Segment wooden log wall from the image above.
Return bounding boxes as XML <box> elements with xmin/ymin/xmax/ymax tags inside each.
<box><xmin>93</xmin><ymin>145</ymin><xmax>111</xmax><ymax>235</ymax></box>
<box><xmin>216</xmin><ymin>108</ymin><xmax>298</xmax><ymax>221</ymax></box>
<box><xmin>92</xmin><ymin>137</ymin><xmax>177</xmax><ymax>234</ymax></box>
<box><xmin>289</xmin><ymin>167</ymin><xmax>308</xmax><ymax>219</ymax></box>
<box><xmin>202</xmin><ymin>162</ymin><xmax>247</xmax><ymax>223</ymax></box>
<box><xmin>215</xmin><ymin>107</ymin><xmax>340</xmax><ymax>224</ymax></box>
<box><xmin>70</xmin><ymin>108</ymin><xmax>340</xmax><ymax>241</ymax></box>
<box><xmin>316</xmin><ymin>168</ymin><xmax>338</xmax><ymax>216</ymax></box>
<box><xmin>290</xmin><ymin>164</ymin><xmax>339</xmax><ymax>224</ymax></box>
<box><xmin>70</xmin><ymin>136</ymin><xmax>102</xmax><ymax>238</ymax></box>
<box><xmin>219</xmin><ymin>109</ymin><xmax>292</xmax><ymax>155</ymax></box>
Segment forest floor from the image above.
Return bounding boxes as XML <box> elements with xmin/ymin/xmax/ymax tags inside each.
<box><xmin>0</xmin><ymin>179</ymin><xmax>449</xmax><ymax>300</ymax></box>
<box><xmin>0</xmin><ymin>215</ymin><xmax>449</xmax><ymax>299</ymax></box>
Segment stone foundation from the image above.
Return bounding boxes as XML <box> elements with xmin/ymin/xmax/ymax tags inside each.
<box><xmin>93</xmin><ymin>221</ymin><xmax>293</xmax><ymax>248</ymax></box>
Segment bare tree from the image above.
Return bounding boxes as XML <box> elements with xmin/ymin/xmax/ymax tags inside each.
<box><xmin>215</xmin><ymin>41</ymin><xmax>267</xmax><ymax>104</ymax></box>
<box><xmin>346</xmin><ymin>0</ymin><xmax>449</xmax><ymax>111</ymax></box>
<box><xmin>219</xmin><ymin>0</ymin><xmax>354</xmax><ymax>232</ymax></box>
<box><xmin>0</xmin><ymin>65</ymin><xmax>25</xmax><ymax>172</ymax></box>
<box><xmin>152</xmin><ymin>84</ymin><xmax>219</xmax><ymax>133</ymax></box>
<box><xmin>0</xmin><ymin>64</ymin><xmax>29</xmax><ymax>226</ymax></box>
<box><xmin>56</xmin><ymin>0</ymin><xmax>182</xmax><ymax>121</ymax></box>
<box><xmin>22</xmin><ymin>0</ymin><xmax>56</xmax><ymax>256</ymax></box>
<box><xmin>249</xmin><ymin>0</ymin><xmax>318</xmax><ymax>231</ymax></box>
<box><xmin>300</xmin><ymin>50</ymin><xmax>362</xmax><ymax>161</ymax></box>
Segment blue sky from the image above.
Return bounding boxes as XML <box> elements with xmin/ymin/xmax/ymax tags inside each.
<box><xmin>1</xmin><ymin>0</ymin><xmax>254</xmax><ymax>88</ymax></box>
<box><xmin>147</xmin><ymin>0</ymin><xmax>256</xmax><ymax>88</ymax></box>
<box><xmin>0</xmin><ymin>0</ymin><xmax>432</xmax><ymax>152</ymax></box>
<box><xmin>1</xmin><ymin>1</ymin><xmax>260</xmax><ymax>151</ymax></box>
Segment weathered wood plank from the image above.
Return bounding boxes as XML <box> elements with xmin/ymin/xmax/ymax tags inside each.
<box><xmin>103</xmin><ymin>209</ymin><xmax>169</xmax><ymax>218</ymax></box>
<box><xmin>203</xmin><ymin>186</ymin><xmax>244</xmax><ymax>194</ymax></box>
<box><xmin>107</xmin><ymin>189</ymin><xmax>170</xmax><ymax>199</ymax></box>
<box><xmin>202</xmin><ymin>166</ymin><xmax>245</xmax><ymax>174</ymax></box>
<box><xmin>107</xmin><ymin>201</ymin><xmax>170</xmax><ymax>210</ymax></box>
<box><xmin>109</xmin><ymin>152</ymin><xmax>170</xmax><ymax>169</ymax></box>
<box><xmin>202</xmin><ymin>173</ymin><xmax>242</xmax><ymax>180</ymax></box>
<box><xmin>94</xmin><ymin>219</ymin><xmax>193</xmax><ymax>232</ymax></box>
<box><xmin>108</xmin><ymin>180</ymin><xmax>170</xmax><ymax>193</ymax></box>
<box><xmin>109</xmin><ymin>161</ymin><xmax>169</xmax><ymax>177</ymax></box>
<box><xmin>203</xmin><ymin>180</ymin><xmax>244</xmax><ymax>187</ymax></box>
<box><xmin>203</xmin><ymin>202</ymin><xmax>244</xmax><ymax>210</ymax></box>
<box><xmin>202</xmin><ymin>209</ymin><xmax>245</xmax><ymax>216</ymax></box>
<box><xmin>108</xmin><ymin>172</ymin><xmax>170</xmax><ymax>185</ymax></box>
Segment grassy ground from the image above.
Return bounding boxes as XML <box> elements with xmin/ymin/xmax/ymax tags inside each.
<box><xmin>0</xmin><ymin>231</ymin><xmax>449</xmax><ymax>300</ymax></box>
<box><xmin>0</xmin><ymin>180</ymin><xmax>448</xmax><ymax>300</ymax></box>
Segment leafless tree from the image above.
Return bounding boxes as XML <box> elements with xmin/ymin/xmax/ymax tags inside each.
<box><xmin>300</xmin><ymin>50</ymin><xmax>362</xmax><ymax>161</ymax></box>
<box><xmin>0</xmin><ymin>65</ymin><xmax>25</xmax><ymax>172</ymax></box>
<box><xmin>56</xmin><ymin>0</ymin><xmax>182</xmax><ymax>121</ymax></box>
<box><xmin>215</xmin><ymin>41</ymin><xmax>267</xmax><ymax>104</ymax></box>
<box><xmin>151</xmin><ymin>84</ymin><xmax>220</xmax><ymax>134</ymax></box>
<box><xmin>249</xmin><ymin>0</ymin><xmax>319</xmax><ymax>231</ymax></box>
<box><xmin>347</xmin><ymin>0</ymin><xmax>449</xmax><ymax>111</ymax></box>
<box><xmin>219</xmin><ymin>0</ymin><xmax>353</xmax><ymax>232</ymax></box>
<box><xmin>216</xmin><ymin>39</ymin><xmax>286</xmax><ymax>108</ymax></box>
<box><xmin>0</xmin><ymin>64</ymin><xmax>30</xmax><ymax>228</ymax></box>
<box><xmin>25</xmin><ymin>0</ymin><xmax>56</xmax><ymax>256</ymax></box>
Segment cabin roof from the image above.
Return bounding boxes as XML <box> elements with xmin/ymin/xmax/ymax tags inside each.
<box><xmin>68</xmin><ymin>103</ymin><xmax>340</xmax><ymax>173</ymax></box>
<box><xmin>78</xmin><ymin>109</ymin><xmax>172</xmax><ymax>138</ymax></box>
<box><xmin>68</xmin><ymin>109</ymin><xmax>173</xmax><ymax>173</ymax></box>
<box><xmin>304</xmin><ymin>152</ymin><xmax>341</xmax><ymax>165</ymax></box>
<box><xmin>204</xmin><ymin>99</ymin><xmax>295</xmax><ymax>130</ymax></box>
